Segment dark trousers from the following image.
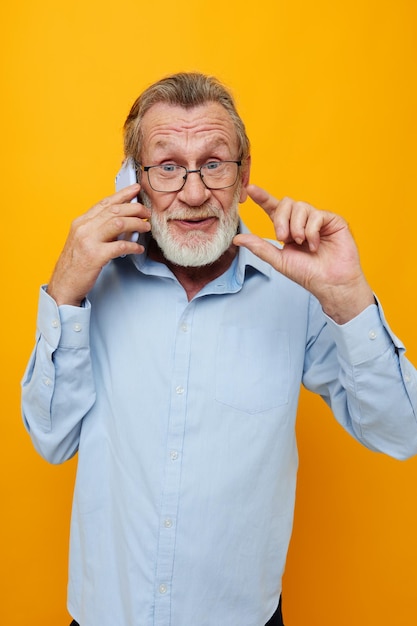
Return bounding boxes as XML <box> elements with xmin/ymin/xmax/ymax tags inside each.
<box><xmin>265</xmin><ymin>596</ymin><xmax>284</xmax><ymax>625</ymax></box>
<box><xmin>70</xmin><ymin>596</ymin><xmax>284</xmax><ymax>626</ymax></box>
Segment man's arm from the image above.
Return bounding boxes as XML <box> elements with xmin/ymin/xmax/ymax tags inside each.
<box><xmin>21</xmin><ymin>288</ymin><xmax>95</xmax><ymax>463</ymax></box>
<box><xmin>235</xmin><ymin>184</ymin><xmax>417</xmax><ymax>459</ymax></box>
<box><xmin>303</xmin><ymin>295</ymin><xmax>417</xmax><ymax>459</ymax></box>
<box><xmin>21</xmin><ymin>184</ymin><xmax>151</xmax><ymax>462</ymax></box>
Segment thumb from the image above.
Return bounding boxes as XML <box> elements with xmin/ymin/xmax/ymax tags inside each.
<box><xmin>233</xmin><ymin>233</ymin><xmax>284</xmax><ymax>270</ymax></box>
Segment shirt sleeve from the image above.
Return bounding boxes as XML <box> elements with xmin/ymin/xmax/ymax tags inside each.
<box><xmin>21</xmin><ymin>286</ymin><xmax>96</xmax><ymax>464</ymax></box>
<box><xmin>303</xmin><ymin>297</ymin><xmax>417</xmax><ymax>460</ymax></box>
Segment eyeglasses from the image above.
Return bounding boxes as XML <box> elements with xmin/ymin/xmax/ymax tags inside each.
<box><xmin>136</xmin><ymin>160</ymin><xmax>242</xmax><ymax>193</ymax></box>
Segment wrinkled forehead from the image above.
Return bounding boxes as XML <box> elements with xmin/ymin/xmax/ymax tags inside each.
<box><xmin>139</xmin><ymin>102</ymin><xmax>240</xmax><ymax>159</ymax></box>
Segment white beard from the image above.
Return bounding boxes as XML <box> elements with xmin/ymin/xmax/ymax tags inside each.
<box><xmin>142</xmin><ymin>189</ymin><xmax>240</xmax><ymax>267</ymax></box>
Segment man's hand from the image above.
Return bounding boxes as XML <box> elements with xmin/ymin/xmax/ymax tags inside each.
<box><xmin>47</xmin><ymin>184</ymin><xmax>151</xmax><ymax>306</ymax></box>
<box><xmin>233</xmin><ymin>185</ymin><xmax>375</xmax><ymax>324</ymax></box>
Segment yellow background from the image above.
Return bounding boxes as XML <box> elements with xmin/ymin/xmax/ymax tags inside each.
<box><xmin>2</xmin><ymin>0</ymin><xmax>417</xmax><ymax>624</ymax></box>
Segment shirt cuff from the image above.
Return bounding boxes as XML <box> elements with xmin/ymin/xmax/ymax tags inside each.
<box><xmin>37</xmin><ymin>285</ymin><xmax>91</xmax><ymax>350</ymax></box>
<box><xmin>323</xmin><ymin>300</ymin><xmax>405</xmax><ymax>366</ymax></box>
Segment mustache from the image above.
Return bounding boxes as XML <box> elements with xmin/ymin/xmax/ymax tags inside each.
<box><xmin>164</xmin><ymin>206</ymin><xmax>221</xmax><ymax>222</ymax></box>
<box><xmin>141</xmin><ymin>191</ymin><xmax>221</xmax><ymax>222</ymax></box>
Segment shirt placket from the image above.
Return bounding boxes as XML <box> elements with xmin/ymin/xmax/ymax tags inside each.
<box><xmin>153</xmin><ymin>301</ymin><xmax>195</xmax><ymax>625</ymax></box>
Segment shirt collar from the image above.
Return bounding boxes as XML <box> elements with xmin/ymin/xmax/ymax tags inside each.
<box><xmin>234</xmin><ymin>220</ymin><xmax>275</xmax><ymax>283</ymax></box>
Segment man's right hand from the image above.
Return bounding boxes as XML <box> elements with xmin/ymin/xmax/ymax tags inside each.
<box><xmin>47</xmin><ymin>184</ymin><xmax>151</xmax><ymax>306</ymax></box>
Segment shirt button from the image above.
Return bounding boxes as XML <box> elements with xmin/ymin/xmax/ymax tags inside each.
<box><xmin>73</xmin><ymin>323</ymin><xmax>82</xmax><ymax>332</ymax></box>
<box><xmin>170</xmin><ymin>450</ymin><xmax>179</xmax><ymax>461</ymax></box>
<box><xmin>164</xmin><ymin>518</ymin><xmax>173</xmax><ymax>528</ymax></box>
<box><xmin>43</xmin><ymin>377</ymin><xmax>52</xmax><ymax>387</ymax></box>
<box><xmin>175</xmin><ymin>386</ymin><xmax>184</xmax><ymax>395</ymax></box>
<box><xmin>51</xmin><ymin>319</ymin><xmax>59</xmax><ymax>328</ymax></box>
<box><xmin>159</xmin><ymin>584</ymin><xmax>167</xmax><ymax>594</ymax></box>
<box><xmin>368</xmin><ymin>330</ymin><xmax>377</xmax><ymax>340</ymax></box>
<box><xmin>181</xmin><ymin>323</ymin><xmax>188</xmax><ymax>332</ymax></box>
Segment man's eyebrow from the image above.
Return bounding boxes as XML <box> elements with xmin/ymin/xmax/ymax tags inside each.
<box><xmin>153</xmin><ymin>137</ymin><xmax>230</xmax><ymax>152</ymax></box>
<box><xmin>209</xmin><ymin>137</ymin><xmax>230</xmax><ymax>149</ymax></box>
<box><xmin>153</xmin><ymin>139</ymin><xmax>170</xmax><ymax>150</ymax></box>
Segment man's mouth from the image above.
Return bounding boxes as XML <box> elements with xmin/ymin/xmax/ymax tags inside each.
<box><xmin>168</xmin><ymin>213</ymin><xmax>218</xmax><ymax>228</ymax></box>
<box><xmin>182</xmin><ymin>216</ymin><xmax>213</xmax><ymax>222</ymax></box>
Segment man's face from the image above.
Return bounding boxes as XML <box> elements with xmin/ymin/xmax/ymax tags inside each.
<box><xmin>138</xmin><ymin>102</ymin><xmax>249</xmax><ymax>267</ymax></box>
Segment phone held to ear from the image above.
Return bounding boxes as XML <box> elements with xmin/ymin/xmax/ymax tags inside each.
<box><xmin>115</xmin><ymin>158</ymin><xmax>139</xmax><ymax>243</ymax></box>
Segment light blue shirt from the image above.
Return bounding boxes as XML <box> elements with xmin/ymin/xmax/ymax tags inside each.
<box><xmin>21</xmin><ymin>225</ymin><xmax>417</xmax><ymax>626</ymax></box>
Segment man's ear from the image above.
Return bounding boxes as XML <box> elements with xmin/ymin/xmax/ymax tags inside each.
<box><xmin>239</xmin><ymin>155</ymin><xmax>251</xmax><ymax>203</ymax></box>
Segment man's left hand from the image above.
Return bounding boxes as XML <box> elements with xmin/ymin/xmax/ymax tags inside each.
<box><xmin>233</xmin><ymin>184</ymin><xmax>375</xmax><ymax>324</ymax></box>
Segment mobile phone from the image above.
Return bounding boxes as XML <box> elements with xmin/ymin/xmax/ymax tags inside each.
<box><xmin>115</xmin><ymin>157</ymin><xmax>138</xmax><ymax>201</ymax></box>
<box><xmin>115</xmin><ymin>157</ymin><xmax>139</xmax><ymax>243</ymax></box>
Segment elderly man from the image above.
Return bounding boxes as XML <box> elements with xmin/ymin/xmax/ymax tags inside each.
<box><xmin>22</xmin><ymin>72</ymin><xmax>417</xmax><ymax>626</ymax></box>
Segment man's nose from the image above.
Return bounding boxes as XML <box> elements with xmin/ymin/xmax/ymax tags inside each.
<box><xmin>177</xmin><ymin>170</ymin><xmax>211</xmax><ymax>206</ymax></box>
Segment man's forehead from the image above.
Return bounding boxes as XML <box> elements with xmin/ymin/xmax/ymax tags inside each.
<box><xmin>140</xmin><ymin>102</ymin><xmax>237</xmax><ymax>145</ymax></box>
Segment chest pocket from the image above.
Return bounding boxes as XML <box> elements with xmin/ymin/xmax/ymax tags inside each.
<box><xmin>215</xmin><ymin>325</ymin><xmax>290</xmax><ymax>414</ymax></box>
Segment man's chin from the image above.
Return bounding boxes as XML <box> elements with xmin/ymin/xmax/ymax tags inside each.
<box><xmin>155</xmin><ymin>232</ymin><xmax>234</xmax><ymax>268</ymax></box>
<box><xmin>159</xmin><ymin>243</ymin><xmax>226</xmax><ymax>268</ymax></box>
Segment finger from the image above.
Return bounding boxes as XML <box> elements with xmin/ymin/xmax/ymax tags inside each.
<box><xmin>278</xmin><ymin>199</ymin><xmax>321</xmax><ymax>251</ymax></box>
<box><xmin>103</xmin><ymin>213</ymin><xmax>151</xmax><ymax>243</ymax></box>
<box><xmin>112</xmin><ymin>183</ymin><xmax>142</xmax><ymax>205</ymax></box>
<box><xmin>304</xmin><ymin>209</ymin><xmax>326</xmax><ymax>252</ymax></box>
<box><xmin>246</xmin><ymin>184</ymin><xmax>281</xmax><ymax>217</ymax></box>
<box><xmin>247</xmin><ymin>187</ymin><xmax>300</xmax><ymax>244</ymax></box>
<box><xmin>87</xmin><ymin>184</ymin><xmax>142</xmax><ymax>219</ymax></box>
<box><xmin>116</xmin><ymin>216</ymin><xmax>152</xmax><ymax>244</ymax></box>
<box><xmin>112</xmin><ymin>200</ymin><xmax>152</xmax><ymax>220</ymax></box>
<box><xmin>233</xmin><ymin>233</ymin><xmax>284</xmax><ymax>270</ymax></box>
<box><xmin>88</xmin><ymin>189</ymin><xmax>151</xmax><ymax>240</ymax></box>
<box><xmin>109</xmin><ymin>238</ymin><xmax>147</xmax><ymax>259</ymax></box>
<box><xmin>273</xmin><ymin>197</ymin><xmax>296</xmax><ymax>243</ymax></box>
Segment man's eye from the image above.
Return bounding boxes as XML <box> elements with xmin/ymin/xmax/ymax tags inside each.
<box><xmin>161</xmin><ymin>165</ymin><xmax>177</xmax><ymax>172</ymax></box>
<box><xmin>205</xmin><ymin>162</ymin><xmax>222</xmax><ymax>171</ymax></box>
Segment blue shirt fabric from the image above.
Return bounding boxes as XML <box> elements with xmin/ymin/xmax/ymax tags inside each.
<box><xmin>21</xmin><ymin>225</ymin><xmax>417</xmax><ymax>626</ymax></box>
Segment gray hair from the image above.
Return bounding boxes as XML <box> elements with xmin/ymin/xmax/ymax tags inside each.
<box><xmin>123</xmin><ymin>72</ymin><xmax>250</xmax><ymax>162</ymax></box>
